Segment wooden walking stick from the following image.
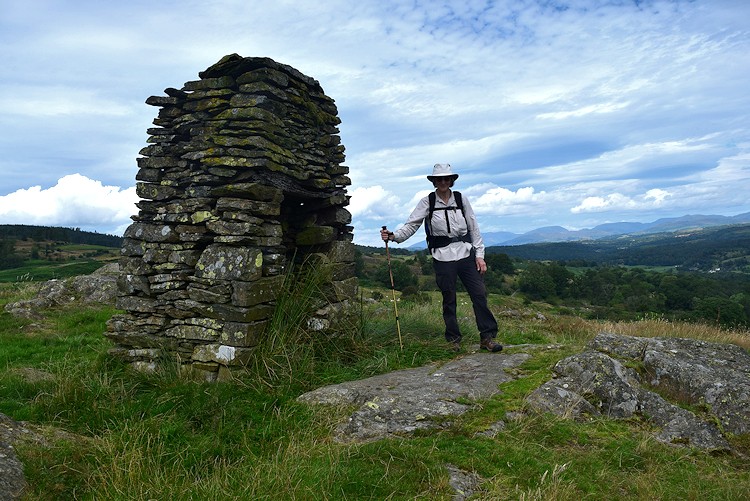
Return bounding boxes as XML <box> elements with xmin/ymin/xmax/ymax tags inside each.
<box><xmin>382</xmin><ymin>226</ymin><xmax>403</xmax><ymax>351</ymax></box>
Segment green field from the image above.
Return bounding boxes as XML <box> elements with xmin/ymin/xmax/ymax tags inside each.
<box><xmin>0</xmin><ymin>259</ymin><xmax>107</xmax><ymax>283</ymax></box>
<box><xmin>1</xmin><ymin>267</ymin><xmax>749</xmax><ymax>499</ymax></box>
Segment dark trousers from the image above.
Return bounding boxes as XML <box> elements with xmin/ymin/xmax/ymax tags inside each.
<box><xmin>433</xmin><ymin>254</ymin><xmax>498</xmax><ymax>343</ymax></box>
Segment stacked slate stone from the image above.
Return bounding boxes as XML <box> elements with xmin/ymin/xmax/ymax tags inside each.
<box><xmin>106</xmin><ymin>54</ymin><xmax>357</xmax><ymax>380</ymax></box>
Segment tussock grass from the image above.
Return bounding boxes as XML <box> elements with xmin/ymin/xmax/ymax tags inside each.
<box><xmin>0</xmin><ymin>280</ymin><xmax>41</xmax><ymax>307</ymax></box>
<box><xmin>245</xmin><ymin>257</ymin><xmax>337</xmax><ymax>387</ymax></box>
<box><xmin>512</xmin><ymin>462</ymin><xmax>576</xmax><ymax>501</ymax></box>
<box><xmin>599</xmin><ymin>317</ymin><xmax>750</xmax><ymax>350</ymax></box>
<box><xmin>2</xmin><ymin>280</ymin><xmax>749</xmax><ymax>500</ymax></box>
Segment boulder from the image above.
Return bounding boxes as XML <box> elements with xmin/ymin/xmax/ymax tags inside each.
<box><xmin>525</xmin><ymin>332</ymin><xmax>749</xmax><ymax>451</ymax></box>
<box><xmin>0</xmin><ymin>412</ymin><xmax>92</xmax><ymax>501</ymax></box>
<box><xmin>0</xmin><ymin>414</ymin><xmax>26</xmax><ymax>501</ymax></box>
<box><xmin>3</xmin><ymin>263</ymin><xmax>119</xmax><ymax>318</ymax></box>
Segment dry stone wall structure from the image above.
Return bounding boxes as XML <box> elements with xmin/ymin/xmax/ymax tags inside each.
<box><xmin>106</xmin><ymin>54</ymin><xmax>357</xmax><ymax>380</ymax></box>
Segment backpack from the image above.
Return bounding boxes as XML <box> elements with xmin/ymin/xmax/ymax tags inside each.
<box><xmin>425</xmin><ymin>191</ymin><xmax>472</xmax><ymax>251</ymax></box>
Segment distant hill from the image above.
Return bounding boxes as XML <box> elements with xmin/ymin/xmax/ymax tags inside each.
<box><xmin>487</xmin><ymin>223</ymin><xmax>750</xmax><ymax>272</ymax></box>
<box><xmin>502</xmin><ymin>226</ymin><xmax>573</xmax><ymax>245</ymax></box>
<box><xmin>406</xmin><ymin>211</ymin><xmax>750</xmax><ymax>249</ymax></box>
<box><xmin>478</xmin><ymin>230</ymin><xmax>522</xmax><ymax>245</ymax></box>
<box><xmin>0</xmin><ymin>224</ymin><xmax>122</xmax><ymax>247</ymax></box>
<box><xmin>500</xmin><ymin>212</ymin><xmax>750</xmax><ymax>245</ymax></box>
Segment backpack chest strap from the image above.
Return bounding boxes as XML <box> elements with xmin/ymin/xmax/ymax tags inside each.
<box><xmin>426</xmin><ymin>191</ymin><xmax>470</xmax><ymax>251</ymax></box>
<box><xmin>432</xmin><ymin>206</ymin><xmax>458</xmax><ymax>232</ymax></box>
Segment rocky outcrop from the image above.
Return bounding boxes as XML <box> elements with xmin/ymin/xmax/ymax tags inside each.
<box><xmin>105</xmin><ymin>55</ymin><xmax>356</xmax><ymax>379</ymax></box>
<box><xmin>298</xmin><ymin>350</ymin><xmax>532</xmax><ymax>443</ymax></box>
<box><xmin>0</xmin><ymin>411</ymin><xmax>93</xmax><ymax>501</ymax></box>
<box><xmin>3</xmin><ymin>263</ymin><xmax>119</xmax><ymax>319</ymax></box>
<box><xmin>526</xmin><ymin>332</ymin><xmax>750</xmax><ymax>451</ymax></box>
<box><xmin>446</xmin><ymin>463</ymin><xmax>482</xmax><ymax>501</ymax></box>
<box><xmin>299</xmin><ymin>333</ymin><xmax>748</xmax><ymax>452</ymax></box>
<box><xmin>0</xmin><ymin>414</ymin><xmax>26</xmax><ymax>501</ymax></box>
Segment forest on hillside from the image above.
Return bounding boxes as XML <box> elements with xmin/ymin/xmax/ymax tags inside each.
<box><xmin>0</xmin><ymin>225</ymin><xmax>121</xmax><ymax>271</ymax></box>
<box><xmin>2</xmin><ymin>223</ymin><xmax>749</xmax><ymax>326</ymax></box>
<box><xmin>0</xmin><ymin>225</ymin><xmax>122</xmax><ymax>247</ymax></box>
<box><xmin>486</xmin><ymin>223</ymin><xmax>750</xmax><ymax>273</ymax></box>
<box><xmin>356</xmin><ymin>227</ymin><xmax>750</xmax><ymax>328</ymax></box>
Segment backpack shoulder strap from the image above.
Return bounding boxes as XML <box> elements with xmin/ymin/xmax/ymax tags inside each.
<box><xmin>454</xmin><ymin>191</ymin><xmax>462</xmax><ymax>209</ymax></box>
<box><xmin>426</xmin><ymin>192</ymin><xmax>437</xmax><ymax>235</ymax></box>
<box><xmin>454</xmin><ymin>191</ymin><xmax>466</xmax><ymax>219</ymax></box>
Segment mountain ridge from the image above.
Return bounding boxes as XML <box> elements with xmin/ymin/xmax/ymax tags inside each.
<box><xmin>407</xmin><ymin>211</ymin><xmax>750</xmax><ymax>249</ymax></box>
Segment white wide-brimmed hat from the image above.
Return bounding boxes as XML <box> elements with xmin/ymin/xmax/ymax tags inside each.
<box><xmin>427</xmin><ymin>163</ymin><xmax>458</xmax><ymax>181</ymax></box>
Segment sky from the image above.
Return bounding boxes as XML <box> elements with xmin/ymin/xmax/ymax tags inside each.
<box><xmin>1</xmin><ymin>0</ymin><xmax>749</xmax><ymax>247</ymax></box>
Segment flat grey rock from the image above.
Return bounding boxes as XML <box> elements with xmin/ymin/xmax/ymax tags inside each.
<box><xmin>298</xmin><ymin>351</ymin><xmax>530</xmax><ymax>443</ymax></box>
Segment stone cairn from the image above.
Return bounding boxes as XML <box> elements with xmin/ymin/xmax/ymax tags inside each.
<box><xmin>106</xmin><ymin>54</ymin><xmax>357</xmax><ymax>380</ymax></box>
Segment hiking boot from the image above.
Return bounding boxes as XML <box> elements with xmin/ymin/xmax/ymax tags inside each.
<box><xmin>448</xmin><ymin>341</ymin><xmax>461</xmax><ymax>353</ymax></box>
<box><xmin>480</xmin><ymin>339</ymin><xmax>503</xmax><ymax>353</ymax></box>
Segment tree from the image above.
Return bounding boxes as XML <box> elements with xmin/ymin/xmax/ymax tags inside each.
<box><xmin>518</xmin><ymin>262</ymin><xmax>556</xmax><ymax>300</ymax></box>
<box><xmin>693</xmin><ymin>297</ymin><xmax>747</xmax><ymax>327</ymax></box>
<box><xmin>486</xmin><ymin>253</ymin><xmax>514</xmax><ymax>274</ymax></box>
<box><xmin>546</xmin><ymin>262</ymin><xmax>573</xmax><ymax>298</ymax></box>
<box><xmin>483</xmin><ymin>268</ymin><xmax>506</xmax><ymax>293</ymax></box>
<box><xmin>658</xmin><ymin>274</ymin><xmax>694</xmax><ymax>311</ymax></box>
<box><xmin>374</xmin><ymin>260</ymin><xmax>418</xmax><ymax>291</ymax></box>
<box><xmin>413</xmin><ymin>250</ymin><xmax>432</xmax><ymax>275</ymax></box>
<box><xmin>0</xmin><ymin>238</ymin><xmax>24</xmax><ymax>270</ymax></box>
<box><xmin>570</xmin><ymin>267</ymin><xmax>619</xmax><ymax>305</ymax></box>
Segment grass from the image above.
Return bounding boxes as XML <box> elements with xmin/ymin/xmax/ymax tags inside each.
<box><xmin>598</xmin><ymin>316</ymin><xmax>750</xmax><ymax>351</ymax></box>
<box><xmin>1</xmin><ymin>276</ymin><xmax>749</xmax><ymax>499</ymax></box>
<box><xmin>0</xmin><ymin>259</ymin><xmax>106</xmax><ymax>282</ymax></box>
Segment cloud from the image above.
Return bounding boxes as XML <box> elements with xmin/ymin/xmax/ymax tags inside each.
<box><xmin>536</xmin><ymin>101</ymin><xmax>631</xmax><ymax>120</ymax></box>
<box><xmin>348</xmin><ymin>184</ymin><xmax>435</xmax><ymax>226</ymax></box>
<box><xmin>644</xmin><ymin>188</ymin><xmax>670</xmax><ymax>204</ymax></box>
<box><xmin>470</xmin><ymin>185</ymin><xmax>548</xmax><ymax>215</ymax></box>
<box><xmin>571</xmin><ymin>188</ymin><xmax>673</xmax><ymax>214</ymax></box>
<box><xmin>346</xmin><ymin>131</ymin><xmax>530</xmax><ymax>190</ymax></box>
<box><xmin>0</xmin><ymin>86</ymin><xmax>133</xmax><ymax>117</ymax></box>
<box><xmin>571</xmin><ymin>194</ymin><xmax>634</xmax><ymax>214</ymax></box>
<box><xmin>519</xmin><ymin>136</ymin><xmax>720</xmax><ymax>189</ymax></box>
<box><xmin>1</xmin><ymin>0</ymin><xmax>749</xmax><ymax>243</ymax></box>
<box><xmin>0</xmin><ymin>174</ymin><xmax>138</xmax><ymax>235</ymax></box>
<box><xmin>348</xmin><ymin>185</ymin><xmax>401</xmax><ymax>219</ymax></box>
<box><xmin>697</xmin><ymin>149</ymin><xmax>750</xmax><ymax>183</ymax></box>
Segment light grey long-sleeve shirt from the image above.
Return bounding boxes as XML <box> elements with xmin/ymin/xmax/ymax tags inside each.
<box><xmin>391</xmin><ymin>190</ymin><xmax>486</xmax><ymax>261</ymax></box>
